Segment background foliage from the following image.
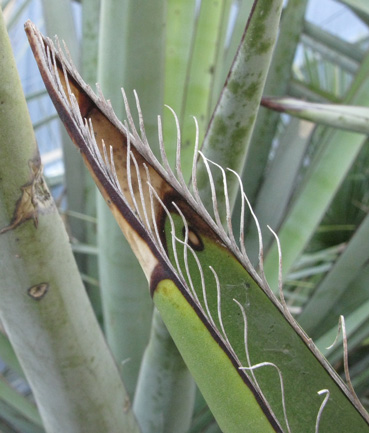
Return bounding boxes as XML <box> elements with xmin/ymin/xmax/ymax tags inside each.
<box><xmin>1</xmin><ymin>0</ymin><xmax>369</xmax><ymax>431</ymax></box>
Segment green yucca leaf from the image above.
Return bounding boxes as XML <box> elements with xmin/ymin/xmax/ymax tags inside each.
<box><xmin>198</xmin><ymin>0</ymin><xmax>284</xmax><ymax>216</ymax></box>
<box><xmin>25</xmin><ymin>20</ymin><xmax>369</xmax><ymax>433</ymax></box>
<box><xmin>262</xmin><ymin>97</ymin><xmax>369</xmax><ymax>134</ymax></box>
<box><xmin>336</xmin><ymin>0</ymin><xmax>369</xmax><ymax>18</ymax></box>
<box><xmin>0</xmin><ymin>12</ymin><xmax>139</xmax><ymax>431</ymax></box>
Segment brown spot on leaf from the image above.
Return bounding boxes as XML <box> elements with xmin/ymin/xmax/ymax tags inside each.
<box><xmin>183</xmin><ymin>227</ymin><xmax>204</xmax><ymax>251</ymax></box>
<box><xmin>123</xmin><ymin>396</ymin><xmax>131</xmax><ymax>413</ymax></box>
<box><xmin>28</xmin><ymin>282</ymin><xmax>49</xmax><ymax>300</ymax></box>
<box><xmin>0</xmin><ymin>153</ymin><xmax>54</xmax><ymax>234</ymax></box>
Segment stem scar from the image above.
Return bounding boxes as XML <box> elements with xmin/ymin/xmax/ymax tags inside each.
<box><xmin>0</xmin><ymin>153</ymin><xmax>53</xmax><ymax>235</ymax></box>
<box><xmin>27</xmin><ymin>282</ymin><xmax>49</xmax><ymax>300</ymax></box>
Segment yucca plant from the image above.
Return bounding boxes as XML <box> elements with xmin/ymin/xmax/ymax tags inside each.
<box><xmin>1</xmin><ymin>0</ymin><xmax>369</xmax><ymax>432</ymax></box>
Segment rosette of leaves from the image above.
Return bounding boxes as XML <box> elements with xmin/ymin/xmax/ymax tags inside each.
<box><xmin>24</xmin><ymin>18</ymin><xmax>369</xmax><ymax>433</ymax></box>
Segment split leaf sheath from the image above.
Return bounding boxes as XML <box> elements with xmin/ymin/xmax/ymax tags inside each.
<box><xmin>25</xmin><ymin>21</ymin><xmax>369</xmax><ymax>433</ymax></box>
